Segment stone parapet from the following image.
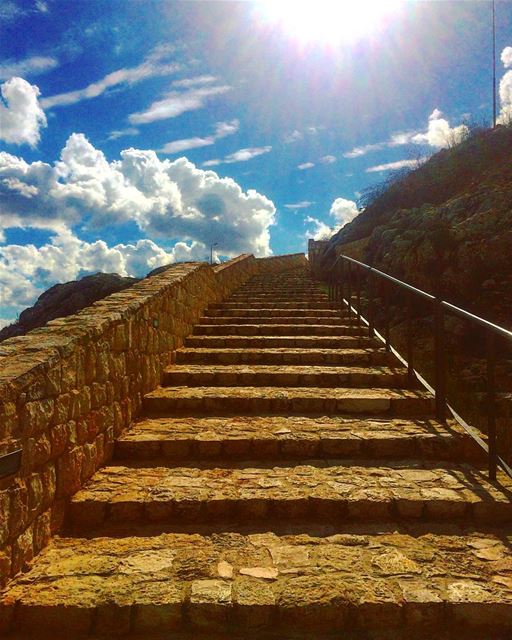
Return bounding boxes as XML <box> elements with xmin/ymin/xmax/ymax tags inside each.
<box><xmin>0</xmin><ymin>252</ymin><xmax>306</xmax><ymax>586</ymax></box>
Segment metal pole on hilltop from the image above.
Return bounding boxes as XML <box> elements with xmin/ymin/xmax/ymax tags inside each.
<box><xmin>493</xmin><ymin>0</ymin><xmax>497</xmax><ymax>128</ymax></box>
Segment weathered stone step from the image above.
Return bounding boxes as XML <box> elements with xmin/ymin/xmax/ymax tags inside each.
<box><xmin>3</xmin><ymin>530</ymin><xmax>511</xmax><ymax>638</ymax></box>
<box><xmin>205</xmin><ymin>307</ymin><xmax>345</xmax><ymax>318</ymax></box>
<box><xmin>66</xmin><ymin>460</ymin><xmax>512</xmax><ymax>529</ymax></box>
<box><xmin>193</xmin><ymin>324</ymin><xmax>366</xmax><ymax>336</ymax></box>
<box><xmin>198</xmin><ymin>316</ymin><xmax>352</xmax><ymax>326</ymax></box>
<box><xmin>175</xmin><ymin>347</ymin><xmax>393</xmax><ymax>366</ymax></box>
<box><xmin>228</xmin><ymin>295</ymin><xmax>328</xmax><ymax>302</ymax></box>
<box><xmin>143</xmin><ymin>386</ymin><xmax>434</xmax><ymax>416</ymax></box>
<box><xmin>184</xmin><ymin>335</ymin><xmax>378</xmax><ymax>349</ymax></box>
<box><xmin>209</xmin><ymin>302</ymin><xmax>339</xmax><ymax>309</ymax></box>
<box><xmin>162</xmin><ymin>364</ymin><xmax>409</xmax><ymax>389</ymax></box>
<box><xmin>233</xmin><ymin>288</ymin><xmax>324</xmax><ymax>295</ymax></box>
<box><xmin>114</xmin><ymin>415</ymin><xmax>476</xmax><ymax>462</ymax></box>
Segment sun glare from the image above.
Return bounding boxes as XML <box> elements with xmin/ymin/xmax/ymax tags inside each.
<box><xmin>256</xmin><ymin>0</ymin><xmax>402</xmax><ymax>44</ymax></box>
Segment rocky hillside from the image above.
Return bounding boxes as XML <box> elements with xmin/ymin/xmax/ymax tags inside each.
<box><xmin>0</xmin><ymin>273</ymin><xmax>139</xmax><ymax>342</ymax></box>
<box><xmin>327</xmin><ymin>125</ymin><xmax>512</xmax><ymax>326</ymax></box>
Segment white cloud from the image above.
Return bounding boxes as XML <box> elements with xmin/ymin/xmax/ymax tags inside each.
<box><xmin>203</xmin><ymin>145</ymin><xmax>271</xmax><ymax>166</ymax></box>
<box><xmin>0</xmin><ymin>55</ymin><xmax>58</xmax><ymax>81</ymax></box>
<box><xmin>284</xmin><ymin>201</ymin><xmax>314</xmax><ymax>209</ymax></box>
<box><xmin>501</xmin><ymin>46</ymin><xmax>512</xmax><ymax>69</ymax></box>
<box><xmin>0</xmin><ymin>229</ymin><xmax>210</xmax><ymax>323</ymax></box>
<box><xmin>297</xmin><ymin>162</ymin><xmax>314</xmax><ymax>170</ymax></box>
<box><xmin>129</xmin><ymin>84</ymin><xmax>230</xmax><ymax>125</ymax></box>
<box><xmin>343</xmin><ymin>142</ymin><xmax>386</xmax><ymax>158</ymax></box>
<box><xmin>0</xmin><ymin>133</ymin><xmax>276</xmax><ymax>260</ymax></box>
<box><xmin>41</xmin><ymin>46</ymin><xmax>180</xmax><ymax>109</ymax></box>
<box><xmin>409</xmin><ymin>109</ymin><xmax>468</xmax><ymax>148</ymax></box>
<box><xmin>305</xmin><ymin>196</ymin><xmax>358</xmax><ymax>241</ymax></box>
<box><xmin>329</xmin><ymin>197</ymin><xmax>358</xmax><ymax>226</ymax></box>
<box><xmin>107</xmin><ymin>127</ymin><xmax>140</xmax><ymax>141</ymax></box>
<box><xmin>320</xmin><ymin>155</ymin><xmax>336</xmax><ymax>164</ymax></box>
<box><xmin>498</xmin><ymin>47</ymin><xmax>512</xmax><ymax>125</ymax></box>
<box><xmin>366</xmin><ymin>159</ymin><xmax>420</xmax><ymax>173</ymax></box>
<box><xmin>172</xmin><ymin>75</ymin><xmax>217</xmax><ymax>88</ymax></box>
<box><xmin>305</xmin><ymin>216</ymin><xmax>333</xmax><ymax>241</ymax></box>
<box><xmin>160</xmin><ymin>119</ymin><xmax>239</xmax><ymax>154</ymax></box>
<box><xmin>284</xmin><ymin>129</ymin><xmax>303</xmax><ymax>143</ymax></box>
<box><xmin>344</xmin><ymin>110</ymin><xmax>469</xmax><ymax>159</ymax></box>
<box><xmin>0</xmin><ymin>77</ymin><xmax>47</xmax><ymax>146</ymax></box>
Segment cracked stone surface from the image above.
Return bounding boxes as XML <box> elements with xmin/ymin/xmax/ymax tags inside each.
<box><xmin>2</xmin><ymin>530</ymin><xmax>512</xmax><ymax>635</ymax></box>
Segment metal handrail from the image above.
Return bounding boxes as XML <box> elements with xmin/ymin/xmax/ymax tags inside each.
<box><xmin>327</xmin><ymin>253</ymin><xmax>511</xmax><ymax>480</ymax></box>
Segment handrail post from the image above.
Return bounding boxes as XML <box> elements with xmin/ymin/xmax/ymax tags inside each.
<box><xmin>347</xmin><ymin>261</ymin><xmax>352</xmax><ymax>321</ymax></box>
<box><xmin>368</xmin><ymin>269</ymin><xmax>374</xmax><ymax>338</ymax></box>
<box><xmin>406</xmin><ymin>293</ymin><xmax>414</xmax><ymax>383</ymax></box>
<box><xmin>340</xmin><ymin>258</ymin><xmax>345</xmax><ymax>311</ymax></box>
<box><xmin>487</xmin><ymin>330</ymin><xmax>497</xmax><ymax>480</ymax></box>
<box><xmin>356</xmin><ymin>265</ymin><xmax>362</xmax><ymax>330</ymax></box>
<box><xmin>384</xmin><ymin>280</ymin><xmax>390</xmax><ymax>351</ymax></box>
<box><xmin>434</xmin><ymin>299</ymin><xmax>446</xmax><ymax>423</ymax></box>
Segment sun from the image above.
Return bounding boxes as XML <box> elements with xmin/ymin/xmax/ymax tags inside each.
<box><xmin>255</xmin><ymin>0</ymin><xmax>402</xmax><ymax>45</ymax></box>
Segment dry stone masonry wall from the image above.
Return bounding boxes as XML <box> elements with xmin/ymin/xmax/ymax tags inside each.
<box><xmin>0</xmin><ymin>253</ymin><xmax>306</xmax><ymax>586</ymax></box>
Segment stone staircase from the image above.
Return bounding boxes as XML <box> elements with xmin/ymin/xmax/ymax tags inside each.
<box><xmin>2</xmin><ymin>266</ymin><xmax>512</xmax><ymax>639</ymax></box>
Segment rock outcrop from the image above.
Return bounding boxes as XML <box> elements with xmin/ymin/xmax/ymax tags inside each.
<box><xmin>0</xmin><ymin>273</ymin><xmax>139</xmax><ymax>343</ymax></box>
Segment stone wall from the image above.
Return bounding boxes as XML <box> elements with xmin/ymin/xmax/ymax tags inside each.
<box><xmin>0</xmin><ymin>253</ymin><xmax>307</xmax><ymax>586</ymax></box>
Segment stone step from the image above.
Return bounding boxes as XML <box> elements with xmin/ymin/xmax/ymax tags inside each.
<box><xmin>205</xmin><ymin>307</ymin><xmax>345</xmax><ymax>318</ymax></box>
<box><xmin>233</xmin><ymin>288</ymin><xmax>324</xmax><ymax>295</ymax></box>
<box><xmin>66</xmin><ymin>460</ymin><xmax>512</xmax><ymax>529</ymax></box>
<box><xmin>162</xmin><ymin>364</ymin><xmax>410</xmax><ymax>389</ymax></box>
<box><xmin>143</xmin><ymin>386</ymin><xmax>434</xmax><ymax>416</ymax></box>
<box><xmin>193</xmin><ymin>324</ymin><xmax>367</xmax><ymax>336</ymax></box>
<box><xmin>175</xmin><ymin>347</ymin><xmax>394</xmax><ymax>366</ymax></box>
<box><xmin>228</xmin><ymin>295</ymin><xmax>328</xmax><ymax>302</ymax></box>
<box><xmin>184</xmin><ymin>335</ymin><xmax>379</xmax><ymax>349</ymax></box>
<box><xmin>114</xmin><ymin>415</ymin><xmax>477</xmax><ymax>462</ymax></box>
<box><xmin>198</xmin><ymin>316</ymin><xmax>353</xmax><ymax>326</ymax></box>
<box><xmin>209</xmin><ymin>302</ymin><xmax>339</xmax><ymax>309</ymax></box>
<box><xmin>3</xmin><ymin>529</ymin><xmax>511</xmax><ymax>638</ymax></box>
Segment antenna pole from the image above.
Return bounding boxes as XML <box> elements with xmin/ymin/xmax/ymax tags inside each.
<box><xmin>493</xmin><ymin>0</ymin><xmax>497</xmax><ymax>128</ymax></box>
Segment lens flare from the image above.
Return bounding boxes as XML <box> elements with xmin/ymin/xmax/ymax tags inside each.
<box><xmin>256</xmin><ymin>0</ymin><xmax>402</xmax><ymax>44</ymax></box>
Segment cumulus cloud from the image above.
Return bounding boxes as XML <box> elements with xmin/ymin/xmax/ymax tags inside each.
<box><xmin>203</xmin><ymin>145</ymin><xmax>271</xmax><ymax>167</ymax></box>
<box><xmin>0</xmin><ymin>77</ymin><xmax>47</xmax><ymax>146</ymax></box>
<box><xmin>0</xmin><ymin>229</ymin><xmax>208</xmax><ymax>322</ymax></box>
<box><xmin>498</xmin><ymin>46</ymin><xmax>512</xmax><ymax>125</ymax></box>
<box><xmin>0</xmin><ymin>133</ymin><xmax>276</xmax><ymax>258</ymax></box>
<box><xmin>41</xmin><ymin>46</ymin><xmax>180</xmax><ymax>109</ymax></box>
<box><xmin>160</xmin><ymin>119</ymin><xmax>239</xmax><ymax>154</ymax></box>
<box><xmin>366</xmin><ymin>159</ymin><xmax>420</xmax><ymax>173</ymax></box>
<box><xmin>329</xmin><ymin>197</ymin><xmax>359</xmax><ymax>226</ymax></box>
<box><xmin>0</xmin><ymin>55</ymin><xmax>58</xmax><ymax>81</ymax></box>
<box><xmin>305</xmin><ymin>197</ymin><xmax>358</xmax><ymax>241</ymax></box>
<box><xmin>306</xmin><ymin>216</ymin><xmax>332</xmax><ymax>241</ymax></box>
<box><xmin>297</xmin><ymin>162</ymin><xmax>314</xmax><ymax>170</ymax></box>
<box><xmin>129</xmin><ymin>84</ymin><xmax>230</xmax><ymax>125</ymax></box>
<box><xmin>409</xmin><ymin>109</ymin><xmax>469</xmax><ymax>147</ymax></box>
<box><xmin>501</xmin><ymin>46</ymin><xmax>512</xmax><ymax>69</ymax></box>
<box><xmin>320</xmin><ymin>155</ymin><xmax>336</xmax><ymax>164</ymax></box>
<box><xmin>344</xmin><ymin>110</ymin><xmax>469</xmax><ymax>159</ymax></box>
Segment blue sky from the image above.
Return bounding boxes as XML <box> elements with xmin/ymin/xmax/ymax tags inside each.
<box><xmin>1</xmin><ymin>0</ymin><xmax>511</xmax><ymax>326</ymax></box>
